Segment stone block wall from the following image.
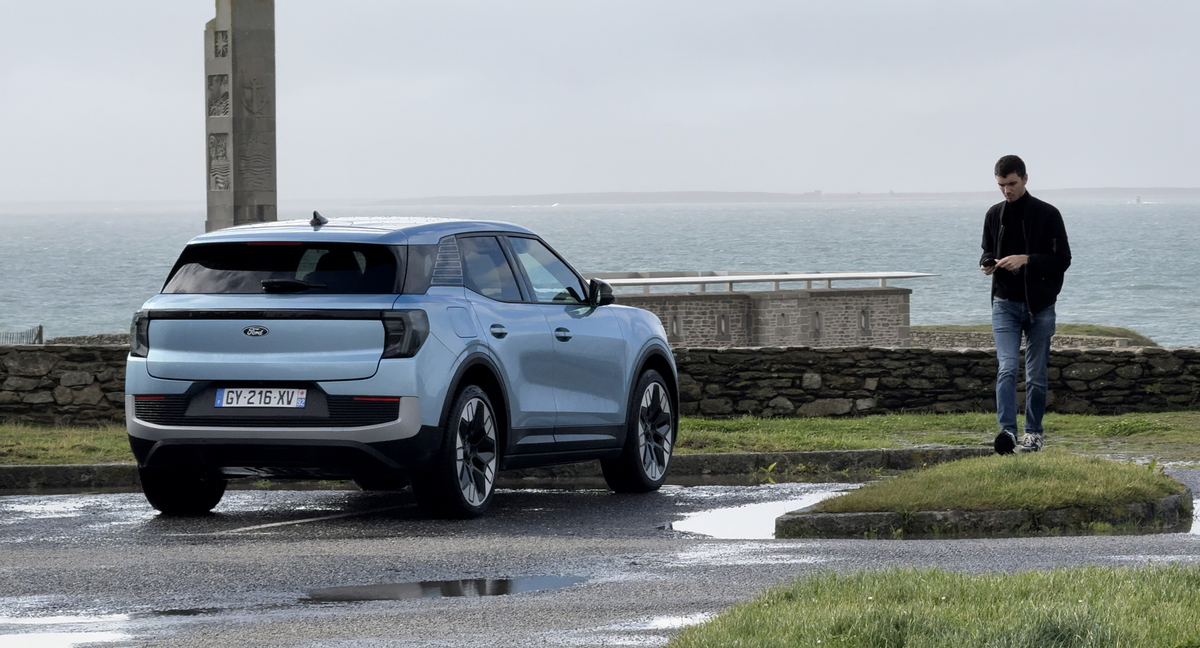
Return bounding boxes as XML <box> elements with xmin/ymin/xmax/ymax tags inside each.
<box><xmin>0</xmin><ymin>345</ymin><xmax>128</xmax><ymax>425</ymax></box>
<box><xmin>803</xmin><ymin>290</ymin><xmax>909</xmax><ymax>347</ymax></box>
<box><xmin>3</xmin><ymin>343</ymin><xmax>1197</xmax><ymax>425</ymax></box>
<box><xmin>674</xmin><ymin>346</ymin><xmax>1200</xmax><ymax>418</ymax></box>
<box><xmin>622</xmin><ymin>294</ymin><xmax>749</xmax><ymax>346</ymax></box>
<box><xmin>618</xmin><ymin>287</ymin><xmax>911</xmax><ymax>348</ymax></box>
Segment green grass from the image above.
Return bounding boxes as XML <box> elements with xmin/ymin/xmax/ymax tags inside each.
<box><xmin>810</xmin><ymin>451</ymin><xmax>1183</xmax><ymax>513</ymax></box>
<box><xmin>676</xmin><ymin>411</ymin><xmax>1200</xmax><ymax>465</ymax></box>
<box><xmin>0</xmin><ymin>422</ymin><xmax>131</xmax><ymax>465</ymax></box>
<box><xmin>5</xmin><ymin>410</ymin><xmax>1200</xmax><ymax>465</ymax></box>
<box><xmin>912</xmin><ymin>322</ymin><xmax>1159</xmax><ymax>346</ymax></box>
<box><xmin>668</xmin><ymin>566</ymin><xmax>1200</xmax><ymax>648</ymax></box>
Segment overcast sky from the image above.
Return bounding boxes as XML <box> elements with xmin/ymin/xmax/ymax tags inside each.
<box><xmin>2</xmin><ymin>1</ymin><xmax>1198</xmax><ymax>203</ymax></box>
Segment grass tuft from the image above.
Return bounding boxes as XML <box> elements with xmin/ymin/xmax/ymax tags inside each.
<box><xmin>810</xmin><ymin>451</ymin><xmax>1184</xmax><ymax>513</ymax></box>
<box><xmin>669</xmin><ymin>567</ymin><xmax>1200</xmax><ymax>647</ymax></box>
<box><xmin>1095</xmin><ymin>417</ymin><xmax>1173</xmax><ymax>437</ymax></box>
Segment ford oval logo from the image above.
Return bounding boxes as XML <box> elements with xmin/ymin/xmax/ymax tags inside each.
<box><xmin>243</xmin><ymin>325</ymin><xmax>270</xmax><ymax>337</ymax></box>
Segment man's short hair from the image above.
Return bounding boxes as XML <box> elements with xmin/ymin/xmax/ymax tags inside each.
<box><xmin>995</xmin><ymin>155</ymin><xmax>1026</xmax><ymax>178</ymax></box>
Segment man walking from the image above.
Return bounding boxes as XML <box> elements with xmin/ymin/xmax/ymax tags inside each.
<box><xmin>980</xmin><ymin>155</ymin><xmax>1071</xmax><ymax>454</ymax></box>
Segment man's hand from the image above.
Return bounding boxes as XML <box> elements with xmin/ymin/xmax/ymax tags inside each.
<box><xmin>995</xmin><ymin>254</ymin><xmax>1029</xmax><ymax>272</ymax></box>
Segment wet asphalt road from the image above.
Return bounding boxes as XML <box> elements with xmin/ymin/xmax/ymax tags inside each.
<box><xmin>2</xmin><ymin>472</ymin><xmax>1200</xmax><ymax>648</ymax></box>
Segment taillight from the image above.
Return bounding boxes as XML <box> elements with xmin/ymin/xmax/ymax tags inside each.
<box><xmin>382</xmin><ymin>310</ymin><xmax>429</xmax><ymax>359</ymax></box>
<box><xmin>130</xmin><ymin>311</ymin><xmax>150</xmax><ymax>358</ymax></box>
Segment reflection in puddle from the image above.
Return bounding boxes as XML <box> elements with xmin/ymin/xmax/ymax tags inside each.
<box><xmin>0</xmin><ymin>613</ymin><xmax>132</xmax><ymax>648</ymax></box>
<box><xmin>547</xmin><ymin>613</ymin><xmax>712</xmax><ymax>647</ymax></box>
<box><xmin>673</xmin><ymin>489</ymin><xmax>850</xmax><ymax>539</ymax></box>
<box><xmin>0</xmin><ymin>614</ymin><xmax>128</xmax><ymax>626</ymax></box>
<box><xmin>0</xmin><ymin>631</ymin><xmax>130</xmax><ymax>647</ymax></box>
<box><xmin>1191</xmin><ymin>500</ymin><xmax>1200</xmax><ymax>535</ymax></box>
<box><xmin>133</xmin><ymin>608</ymin><xmax>222</xmax><ymax>618</ymax></box>
<box><xmin>306</xmin><ymin>576</ymin><xmax>586</xmax><ymax>602</ymax></box>
<box><xmin>668</xmin><ymin>542</ymin><xmax>826</xmax><ymax>567</ymax></box>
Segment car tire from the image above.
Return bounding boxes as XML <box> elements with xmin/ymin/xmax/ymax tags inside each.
<box><xmin>138</xmin><ymin>468</ymin><xmax>227</xmax><ymax>516</ymax></box>
<box><xmin>411</xmin><ymin>385</ymin><xmax>499</xmax><ymax>518</ymax></box>
<box><xmin>601</xmin><ymin>369</ymin><xmax>675</xmax><ymax>493</ymax></box>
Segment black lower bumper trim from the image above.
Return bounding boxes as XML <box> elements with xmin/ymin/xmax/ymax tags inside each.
<box><xmin>128</xmin><ymin>426</ymin><xmax>443</xmax><ymax>480</ymax></box>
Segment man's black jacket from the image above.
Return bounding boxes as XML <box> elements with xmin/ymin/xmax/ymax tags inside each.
<box><xmin>979</xmin><ymin>192</ymin><xmax>1071</xmax><ymax>314</ymax></box>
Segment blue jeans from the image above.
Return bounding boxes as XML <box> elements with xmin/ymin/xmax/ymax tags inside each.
<box><xmin>991</xmin><ymin>298</ymin><xmax>1055</xmax><ymax>435</ymax></box>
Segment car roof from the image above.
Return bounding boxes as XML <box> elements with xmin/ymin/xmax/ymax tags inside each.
<box><xmin>185</xmin><ymin>216</ymin><xmax>537</xmax><ymax>246</ymax></box>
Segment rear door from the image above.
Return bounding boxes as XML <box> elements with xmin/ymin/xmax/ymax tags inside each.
<box><xmin>457</xmin><ymin>235</ymin><xmax>558</xmax><ymax>452</ymax></box>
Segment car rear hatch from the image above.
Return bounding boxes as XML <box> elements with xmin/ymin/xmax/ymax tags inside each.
<box><xmin>141</xmin><ymin>295</ymin><xmax>396</xmax><ymax>381</ymax></box>
<box><xmin>138</xmin><ymin>240</ymin><xmax>407</xmax><ymax>382</ymax></box>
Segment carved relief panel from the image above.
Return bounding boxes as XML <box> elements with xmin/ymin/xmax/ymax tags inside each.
<box><xmin>206</xmin><ymin>75</ymin><xmax>230</xmax><ymax>117</ymax></box>
<box><xmin>238</xmin><ymin>133</ymin><xmax>274</xmax><ymax>191</ymax></box>
<box><xmin>208</xmin><ymin>133</ymin><xmax>232</xmax><ymax>191</ymax></box>
<box><xmin>214</xmin><ymin>31</ymin><xmax>229</xmax><ymax>58</ymax></box>
<box><xmin>241</xmin><ymin>77</ymin><xmax>270</xmax><ymax>117</ymax></box>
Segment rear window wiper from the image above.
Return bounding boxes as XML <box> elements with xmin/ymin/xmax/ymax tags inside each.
<box><xmin>261</xmin><ymin>279</ymin><xmax>324</xmax><ymax>293</ymax></box>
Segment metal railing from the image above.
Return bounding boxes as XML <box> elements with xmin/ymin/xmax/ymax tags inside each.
<box><xmin>585</xmin><ymin>271</ymin><xmax>936</xmax><ymax>293</ymax></box>
<box><xmin>0</xmin><ymin>325</ymin><xmax>44</xmax><ymax>345</ymax></box>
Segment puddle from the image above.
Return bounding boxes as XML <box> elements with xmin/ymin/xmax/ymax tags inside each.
<box><xmin>673</xmin><ymin>490</ymin><xmax>849</xmax><ymax>539</ymax></box>
<box><xmin>0</xmin><ymin>614</ymin><xmax>128</xmax><ymax>626</ymax></box>
<box><xmin>0</xmin><ymin>613</ymin><xmax>132</xmax><ymax>648</ymax></box>
<box><xmin>132</xmin><ymin>608</ymin><xmax>222</xmax><ymax>618</ymax></box>
<box><xmin>547</xmin><ymin>613</ymin><xmax>713</xmax><ymax>646</ymax></box>
<box><xmin>0</xmin><ymin>631</ymin><xmax>130</xmax><ymax>647</ymax></box>
<box><xmin>667</xmin><ymin>542</ymin><xmax>827</xmax><ymax>567</ymax></box>
<box><xmin>305</xmin><ymin>576</ymin><xmax>586</xmax><ymax>602</ymax></box>
<box><xmin>1191</xmin><ymin>500</ymin><xmax>1200</xmax><ymax>535</ymax></box>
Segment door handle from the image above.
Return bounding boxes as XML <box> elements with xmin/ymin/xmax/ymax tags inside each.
<box><xmin>554</xmin><ymin>327</ymin><xmax>572</xmax><ymax>342</ymax></box>
<box><xmin>489</xmin><ymin>324</ymin><xmax>508</xmax><ymax>339</ymax></box>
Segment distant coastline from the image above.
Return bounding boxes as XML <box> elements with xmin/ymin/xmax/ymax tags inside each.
<box><xmin>3</xmin><ymin>188</ymin><xmax>1199</xmax><ymax>212</ymax></box>
<box><xmin>373</xmin><ymin>187</ymin><xmax>1200</xmax><ymax>207</ymax></box>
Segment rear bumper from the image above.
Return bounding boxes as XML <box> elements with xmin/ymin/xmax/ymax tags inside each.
<box><xmin>127</xmin><ymin>424</ymin><xmax>444</xmax><ymax>479</ymax></box>
<box><xmin>125</xmin><ymin>391</ymin><xmax>438</xmax><ymax>478</ymax></box>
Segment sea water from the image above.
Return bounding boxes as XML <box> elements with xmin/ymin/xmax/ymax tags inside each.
<box><xmin>1</xmin><ymin>198</ymin><xmax>1197</xmax><ymax>346</ymax></box>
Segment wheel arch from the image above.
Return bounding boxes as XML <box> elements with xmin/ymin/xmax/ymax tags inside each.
<box><xmin>630</xmin><ymin>344</ymin><xmax>680</xmax><ymax>437</ymax></box>
<box><xmin>442</xmin><ymin>352</ymin><xmax>511</xmax><ymax>454</ymax></box>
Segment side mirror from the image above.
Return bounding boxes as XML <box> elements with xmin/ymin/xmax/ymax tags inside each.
<box><xmin>588</xmin><ymin>278</ymin><xmax>616</xmax><ymax>307</ymax></box>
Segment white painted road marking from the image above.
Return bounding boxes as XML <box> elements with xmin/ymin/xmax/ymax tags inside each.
<box><xmin>167</xmin><ymin>505</ymin><xmax>408</xmax><ymax>536</ymax></box>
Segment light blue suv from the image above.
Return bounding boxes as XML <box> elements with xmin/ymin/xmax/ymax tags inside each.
<box><xmin>125</xmin><ymin>215</ymin><xmax>678</xmax><ymax>518</ymax></box>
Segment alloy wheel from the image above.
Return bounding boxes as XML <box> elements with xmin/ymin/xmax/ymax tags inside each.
<box><xmin>637</xmin><ymin>381</ymin><xmax>673</xmax><ymax>481</ymax></box>
<box><xmin>455</xmin><ymin>397</ymin><xmax>498</xmax><ymax>507</ymax></box>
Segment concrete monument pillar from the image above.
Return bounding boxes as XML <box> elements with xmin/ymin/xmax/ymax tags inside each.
<box><xmin>204</xmin><ymin>0</ymin><xmax>277</xmax><ymax>232</ymax></box>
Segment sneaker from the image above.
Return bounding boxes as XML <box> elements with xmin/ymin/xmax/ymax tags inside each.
<box><xmin>994</xmin><ymin>430</ymin><xmax>1017</xmax><ymax>455</ymax></box>
<box><xmin>1019</xmin><ymin>432</ymin><xmax>1044</xmax><ymax>452</ymax></box>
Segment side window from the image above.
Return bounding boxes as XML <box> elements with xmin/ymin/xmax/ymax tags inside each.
<box><xmin>508</xmin><ymin>237</ymin><xmax>587</xmax><ymax>304</ymax></box>
<box><xmin>459</xmin><ymin>236</ymin><xmax>522</xmax><ymax>302</ymax></box>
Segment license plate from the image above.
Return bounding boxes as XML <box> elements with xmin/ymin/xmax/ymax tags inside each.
<box><xmin>215</xmin><ymin>388</ymin><xmax>307</xmax><ymax>408</ymax></box>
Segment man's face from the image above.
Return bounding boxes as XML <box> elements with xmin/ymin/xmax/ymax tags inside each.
<box><xmin>996</xmin><ymin>173</ymin><xmax>1028</xmax><ymax>202</ymax></box>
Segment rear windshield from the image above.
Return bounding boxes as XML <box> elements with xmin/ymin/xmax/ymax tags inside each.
<box><xmin>162</xmin><ymin>242</ymin><xmax>403</xmax><ymax>294</ymax></box>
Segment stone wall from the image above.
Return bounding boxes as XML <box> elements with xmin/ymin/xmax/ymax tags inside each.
<box><xmin>4</xmin><ymin>343</ymin><xmax>1198</xmax><ymax>425</ymax></box>
<box><xmin>909</xmin><ymin>331</ymin><xmax>1132</xmax><ymax>349</ymax></box>
<box><xmin>674</xmin><ymin>346</ymin><xmax>1200</xmax><ymax>418</ymax></box>
<box><xmin>618</xmin><ymin>287</ymin><xmax>911</xmax><ymax>348</ymax></box>
<box><xmin>0</xmin><ymin>345</ymin><xmax>127</xmax><ymax>425</ymax></box>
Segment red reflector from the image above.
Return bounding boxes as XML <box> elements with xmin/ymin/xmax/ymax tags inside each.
<box><xmin>246</xmin><ymin>241</ymin><xmax>303</xmax><ymax>246</ymax></box>
<box><xmin>135</xmin><ymin>395</ymin><xmax>167</xmax><ymax>401</ymax></box>
<box><xmin>353</xmin><ymin>397</ymin><xmax>401</xmax><ymax>402</ymax></box>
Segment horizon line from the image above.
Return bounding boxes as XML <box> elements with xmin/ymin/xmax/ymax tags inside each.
<box><xmin>3</xmin><ymin>186</ymin><xmax>1199</xmax><ymax>209</ymax></box>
